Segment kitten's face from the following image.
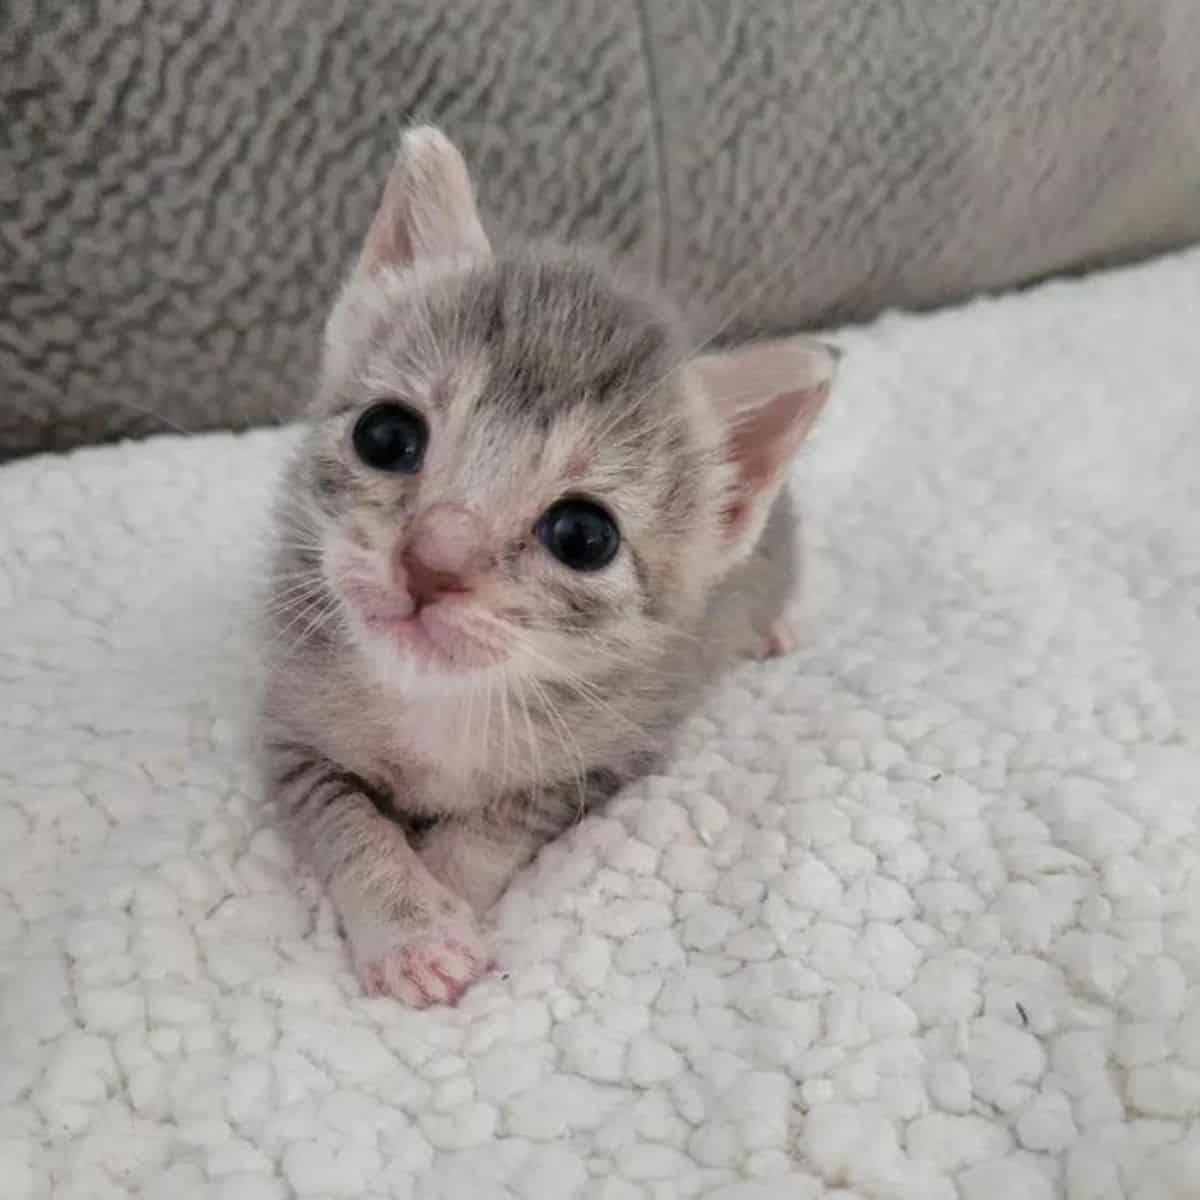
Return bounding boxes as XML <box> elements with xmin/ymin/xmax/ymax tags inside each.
<box><xmin>274</xmin><ymin>127</ymin><xmax>833</xmax><ymax>698</ymax></box>
<box><xmin>299</xmin><ymin>251</ymin><xmax>728</xmax><ymax>693</ymax></box>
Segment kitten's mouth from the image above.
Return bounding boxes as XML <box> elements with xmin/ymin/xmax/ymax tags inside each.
<box><xmin>346</xmin><ymin>584</ymin><xmax>507</xmax><ymax>672</ymax></box>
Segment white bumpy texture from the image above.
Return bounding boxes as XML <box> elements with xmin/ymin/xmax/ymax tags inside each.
<box><xmin>3</xmin><ymin>249</ymin><xmax>1200</xmax><ymax>1199</ymax></box>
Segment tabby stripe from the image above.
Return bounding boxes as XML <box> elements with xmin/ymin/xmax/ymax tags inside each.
<box><xmin>282</xmin><ymin>767</ymin><xmax>364</xmax><ymax>816</ymax></box>
<box><xmin>274</xmin><ymin>759</ymin><xmax>319</xmax><ymax>789</ymax></box>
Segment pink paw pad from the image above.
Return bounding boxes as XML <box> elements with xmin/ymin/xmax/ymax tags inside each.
<box><xmin>754</xmin><ymin>618</ymin><xmax>799</xmax><ymax>660</ymax></box>
<box><xmin>362</xmin><ymin>935</ymin><xmax>489</xmax><ymax>1008</ymax></box>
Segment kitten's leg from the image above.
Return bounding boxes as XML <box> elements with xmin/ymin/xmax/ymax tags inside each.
<box><xmin>742</xmin><ymin>492</ymin><xmax>801</xmax><ymax>661</ymax></box>
<box><xmin>265</xmin><ymin>741</ymin><xmax>488</xmax><ymax>1007</ymax></box>
<box><xmin>418</xmin><ymin>772</ymin><xmax>630</xmax><ymax>912</ymax></box>
<box><xmin>417</xmin><ymin>813</ymin><xmax>545</xmax><ymax>913</ymax></box>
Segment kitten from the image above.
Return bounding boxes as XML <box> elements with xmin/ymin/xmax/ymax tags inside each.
<box><xmin>260</xmin><ymin>126</ymin><xmax>837</xmax><ymax>1007</ymax></box>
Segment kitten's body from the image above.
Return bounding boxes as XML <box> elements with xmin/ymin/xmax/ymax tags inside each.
<box><xmin>260</xmin><ymin>129</ymin><xmax>834</xmax><ymax>1005</ymax></box>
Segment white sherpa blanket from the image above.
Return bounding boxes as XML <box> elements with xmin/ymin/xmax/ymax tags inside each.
<box><xmin>3</xmin><ymin>248</ymin><xmax>1200</xmax><ymax>1200</ymax></box>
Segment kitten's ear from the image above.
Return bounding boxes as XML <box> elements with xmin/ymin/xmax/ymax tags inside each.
<box><xmin>357</xmin><ymin>126</ymin><xmax>492</xmax><ymax>274</ymax></box>
<box><xmin>693</xmin><ymin>336</ymin><xmax>838</xmax><ymax>564</ymax></box>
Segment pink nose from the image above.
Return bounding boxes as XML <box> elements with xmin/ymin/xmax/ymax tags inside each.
<box><xmin>400</xmin><ymin>503</ymin><xmax>488</xmax><ymax>607</ymax></box>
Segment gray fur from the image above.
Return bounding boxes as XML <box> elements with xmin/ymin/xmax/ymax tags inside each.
<box><xmin>452</xmin><ymin>253</ymin><xmax>679</xmax><ymax>426</ymax></box>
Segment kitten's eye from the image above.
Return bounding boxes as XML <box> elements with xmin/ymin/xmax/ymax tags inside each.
<box><xmin>536</xmin><ymin>499</ymin><xmax>620</xmax><ymax>572</ymax></box>
<box><xmin>352</xmin><ymin>401</ymin><xmax>428</xmax><ymax>473</ymax></box>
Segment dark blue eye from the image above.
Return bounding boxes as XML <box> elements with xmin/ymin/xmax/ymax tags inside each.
<box><xmin>536</xmin><ymin>499</ymin><xmax>620</xmax><ymax>571</ymax></box>
<box><xmin>352</xmin><ymin>402</ymin><xmax>427</xmax><ymax>473</ymax></box>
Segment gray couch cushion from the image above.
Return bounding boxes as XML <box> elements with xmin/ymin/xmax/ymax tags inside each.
<box><xmin>650</xmin><ymin>0</ymin><xmax>1200</xmax><ymax>340</ymax></box>
<box><xmin>3</xmin><ymin>0</ymin><xmax>1199</xmax><ymax>456</ymax></box>
<box><xmin>1</xmin><ymin>1</ymin><xmax>657</xmax><ymax>456</ymax></box>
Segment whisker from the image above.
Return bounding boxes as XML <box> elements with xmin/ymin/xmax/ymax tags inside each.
<box><xmin>481</xmin><ymin>659</ymin><xmax>496</xmax><ymax>777</ymax></box>
<box><xmin>468</xmin><ymin>608</ymin><xmax>694</xmax><ymax>690</ymax></box>
<box><xmin>516</xmin><ymin>673</ymin><xmax>543</xmax><ymax>811</ymax></box>
<box><xmin>265</xmin><ymin>591</ymin><xmax>331</xmax><ymax>627</ymax></box>
<box><xmin>484</xmin><ymin>625</ymin><xmax>655</xmax><ymax>740</ymax></box>
<box><xmin>265</xmin><ymin>573</ymin><xmax>328</xmax><ymax>604</ymax></box>
<box><xmin>268</xmin><ymin>540</ymin><xmax>327</xmax><ymax>557</ymax></box>
<box><xmin>609</xmin><ymin>256</ymin><xmax>813</xmax><ymax>438</ymax></box>
<box><xmin>264</xmin><ymin>588</ymin><xmax>343</xmax><ymax>663</ymax></box>
<box><xmin>112</xmin><ymin>397</ymin><xmax>199</xmax><ymax>439</ymax></box>
<box><xmin>526</xmin><ymin>673</ymin><xmax>588</xmax><ymax>820</ymax></box>
<box><xmin>499</xmin><ymin>665</ymin><xmax>514</xmax><ymax>797</ymax></box>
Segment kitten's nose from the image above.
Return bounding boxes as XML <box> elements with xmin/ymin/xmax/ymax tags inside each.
<box><xmin>401</xmin><ymin>503</ymin><xmax>488</xmax><ymax>607</ymax></box>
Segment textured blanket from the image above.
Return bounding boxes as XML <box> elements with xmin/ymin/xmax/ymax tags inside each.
<box><xmin>3</xmin><ymin>248</ymin><xmax>1200</xmax><ymax>1199</ymax></box>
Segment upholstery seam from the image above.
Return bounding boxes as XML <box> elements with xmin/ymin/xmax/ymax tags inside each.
<box><xmin>633</xmin><ymin>0</ymin><xmax>669</xmax><ymax>283</ymax></box>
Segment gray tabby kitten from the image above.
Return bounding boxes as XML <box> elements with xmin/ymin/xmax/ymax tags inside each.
<box><xmin>261</xmin><ymin>127</ymin><xmax>837</xmax><ymax>1007</ymax></box>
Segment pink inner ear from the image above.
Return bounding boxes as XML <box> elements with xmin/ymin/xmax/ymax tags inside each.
<box><xmin>692</xmin><ymin>339</ymin><xmax>836</xmax><ymax>546</ymax></box>
<box><xmin>361</xmin><ymin>172</ymin><xmax>418</xmax><ymax>272</ymax></box>
<box><xmin>731</xmin><ymin>387</ymin><xmax>815</xmax><ymax>488</ymax></box>
<box><xmin>721</xmin><ymin>381</ymin><xmax>830</xmax><ymax>540</ymax></box>
<box><xmin>357</xmin><ymin>127</ymin><xmax>492</xmax><ymax>276</ymax></box>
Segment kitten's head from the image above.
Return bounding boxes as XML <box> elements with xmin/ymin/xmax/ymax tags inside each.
<box><xmin>283</xmin><ymin>127</ymin><xmax>834</xmax><ymax>695</ymax></box>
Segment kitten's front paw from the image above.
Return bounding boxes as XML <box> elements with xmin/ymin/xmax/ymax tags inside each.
<box><xmin>362</xmin><ymin>930</ymin><xmax>489</xmax><ymax>1007</ymax></box>
<box><xmin>353</xmin><ymin>911</ymin><xmax>490</xmax><ymax>1007</ymax></box>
